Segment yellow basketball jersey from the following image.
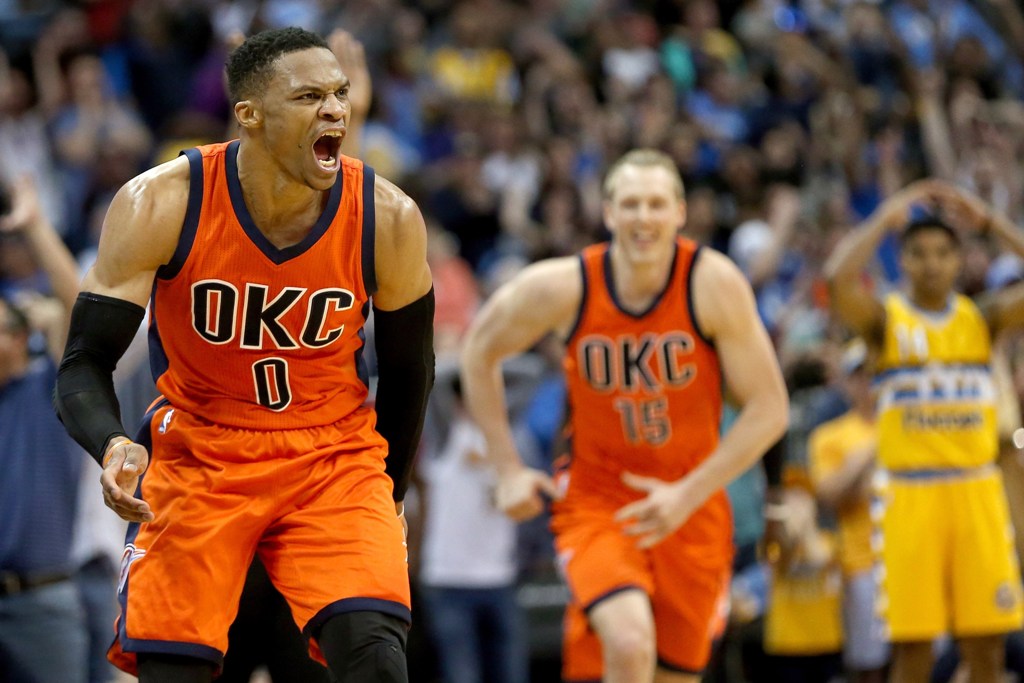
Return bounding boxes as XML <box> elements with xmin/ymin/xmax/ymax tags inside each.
<box><xmin>875</xmin><ymin>293</ymin><xmax>996</xmax><ymax>470</ymax></box>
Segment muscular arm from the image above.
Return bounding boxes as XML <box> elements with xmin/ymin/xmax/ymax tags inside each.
<box><xmin>0</xmin><ymin>176</ymin><xmax>80</xmax><ymax>359</ymax></box>
<box><xmin>823</xmin><ymin>211</ymin><xmax>889</xmax><ymax>342</ymax></box>
<box><xmin>55</xmin><ymin>157</ymin><xmax>186</xmax><ymax>463</ymax></box>
<box><xmin>371</xmin><ymin>176</ymin><xmax>434</xmax><ymax>504</ymax></box>
<box><xmin>460</xmin><ymin>258</ymin><xmax>580</xmax><ymax>519</ymax></box>
<box><xmin>824</xmin><ymin>180</ymin><xmax>941</xmax><ymax>341</ymax></box>
<box><xmin>688</xmin><ymin>250</ymin><xmax>789</xmax><ymax>498</ymax></box>
<box><xmin>53</xmin><ymin>157</ymin><xmax>186</xmax><ymax>522</ymax></box>
<box><xmin>977</xmin><ymin>200</ymin><xmax>1024</xmax><ymax>334</ymax></box>
<box><xmin>931</xmin><ymin>183</ymin><xmax>1024</xmax><ymax>335</ymax></box>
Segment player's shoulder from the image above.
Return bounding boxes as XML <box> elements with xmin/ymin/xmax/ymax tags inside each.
<box><xmin>513</xmin><ymin>255</ymin><xmax>582</xmax><ymax>295</ymax></box>
<box><xmin>101</xmin><ymin>155</ymin><xmax>191</xmax><ymax>269</ymax></box>
<box><xmin>111</xmin><ymin>154</ymin><xmax>191</xmax><ymax>228</ymax></box>
<box><xmin>372</xmin><ymin>173</ymin><xmax>418</xmax><ymax>224</ymax></box>
<box><xmin>502</xmin><ymin>256</ymin><xmax>582</xmax><ymax>324</ymax></box>
<box><xmin>691</xmin><ymin>246</ymin><xmax>753</xmax><ymax>309</ymax></box>
<box><xmin>370</xmin><ymin>172</ymin><xmax>423</xmax><ymax>251</ymax></box>
<box><xmin>692</xmin><ymin>246</ymin><xmax>747</xmax><ymax>287</ymax></box>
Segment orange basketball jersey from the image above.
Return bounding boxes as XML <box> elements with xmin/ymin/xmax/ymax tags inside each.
<box><xmin>149</xmin><ymin>141</ymin><xmax>380</xmax><ymax>433</ymax></box>
<box><xmin>559</xmin><ymin>238</ymin><xmax>730</xmax><ymax>535</ymax></box>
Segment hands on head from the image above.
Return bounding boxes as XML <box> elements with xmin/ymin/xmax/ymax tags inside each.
<box><xmin>879</xmin><ymin>178</ymin><xmax>991</xmax><ymax>234</ymax></box>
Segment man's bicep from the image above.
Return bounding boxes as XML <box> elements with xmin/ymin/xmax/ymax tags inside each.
<box><xmin>373</xmin><ymin>183</ymin><xmax>432</xmax><ymax>311</ymax></box>
<box><xmin>468</xmin><ymin>269</ymin><xmax>575</xmax><ymax>362</ymax></box>
<box><xmin>710</xmin><ymin>270</ymin><xmax>786</xmax><ymax>408</ymax></box>
<box><xmin>84</xmin><ymin>169</ymin><xmax>185</xmax><ymax>306</ymax></box>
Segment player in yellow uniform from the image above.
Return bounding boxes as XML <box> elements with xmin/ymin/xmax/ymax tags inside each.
<box><xmin>826</xmin><ymin>180</ymin><xmax>1024</xmax><ymax>682</ymax></box>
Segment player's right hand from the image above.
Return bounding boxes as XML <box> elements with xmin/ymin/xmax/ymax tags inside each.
<box><xmin>100</xmin><ymin>439</ymin><xmax>154</xmax><ymax>523</ymax></box>
<box><xmin>494</xmin><ymin>466</ymin><xmax>560</xmax><ymax>522</ymax></box>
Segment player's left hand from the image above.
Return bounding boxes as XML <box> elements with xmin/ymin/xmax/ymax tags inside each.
<box><xmin>100</xmin><ymin>439</ymin><xmax>154</xmax><ymax>523</ymax></box>
<box><xmin>615</xmin><ymin>472</ymin><xmax>699</xmax><ymax>549</ymax></box>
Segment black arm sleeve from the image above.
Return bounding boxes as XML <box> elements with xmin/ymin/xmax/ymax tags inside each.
<box><xmin>762</xmin><ymin>436</ymin><xmax>785</xmax><ymax>489</ymax></box>
<box><xmin>54</xmin><ymin>292</ymin><xmax>146</xmax><ymax>465</ymax></box>
<box><xmin>373</xmin><ymin>288</ymin><xmax>435</xmax><ymax>502</ymax></box>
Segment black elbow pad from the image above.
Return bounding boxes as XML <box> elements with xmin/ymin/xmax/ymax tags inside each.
<box><xmin>54</xmin><ymin>292</ymin><xmax>145</xmax><ymax>464</ymax></box>
<box><xmin>373</xmin><ymin>288</ymin><xmax>436</xmax><ymax>501</ymax></box>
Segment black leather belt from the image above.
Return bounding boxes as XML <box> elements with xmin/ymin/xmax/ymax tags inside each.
<box><xmin>0</xmin><ymin>570</ymin><xmax>71</xmax><ymax>597</ymax></box>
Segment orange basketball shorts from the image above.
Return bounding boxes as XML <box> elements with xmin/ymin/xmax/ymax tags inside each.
<box><xmin>107</xmin><ymin>399</ymin><xmax>410</xmax><ymax>676</ymax></box>
<box><xmin>553</xmin><ymin>503</ymin><xmax>732</xmax><ymax>681</ymax></box>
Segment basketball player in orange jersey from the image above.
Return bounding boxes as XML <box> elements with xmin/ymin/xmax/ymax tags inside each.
<box><xmin>53</xmin><ymin>27</ymin><xmax>434</xmax><ymax>683</ymax></box>
<box><xmin>461</xmin><ymin>149</ymin><xmax>789</xmax><ymax>683</ymax></box>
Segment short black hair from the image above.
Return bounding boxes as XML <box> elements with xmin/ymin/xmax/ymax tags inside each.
<box><xmin>225</xmin><ymin>27</ymin><xmax>329</xmax><ymax>103</ymax></box>
<box><xmin>899</xmin><ymin>215</ymin><xmax>960</xmax><ymax>247</ymax></box>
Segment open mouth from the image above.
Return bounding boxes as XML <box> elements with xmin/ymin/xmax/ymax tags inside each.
<box><xmin>313</xmin><ymin>130</ymin><xmax>343</xmax><ymax>171</ymax></box>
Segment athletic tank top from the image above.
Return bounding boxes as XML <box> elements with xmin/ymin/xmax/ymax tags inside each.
<box><xmin>875</xmin><ymin>292</ymin><xmax>996</xmax><ymax>469</ymax></box>
<box><xmin>148</xmin><ymin>140</ymin><xmax>378</xmax><ymax>431</ymax></box>
<box><xmin>557</xmin><ymin>239</ymin><xmax>731</xmax><ymax>550</ymax></box>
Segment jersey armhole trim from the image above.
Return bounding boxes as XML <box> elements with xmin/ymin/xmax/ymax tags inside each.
<box><xmin>687</xmin><ymin>245</ymin><xmax>714</xmax><ymax>347</ymax></box>
<box><xmin>563</xmin><ymin>253</ymin><xmax>588</xmax><ymax>344</ymax></box>
<box><xmin>158</xmin><ymin>148</ymin><xmax>204</xmax><ymax>280</ymax></box>
<box><xmin>361</xmin><ymin>166</ymin><xmax>377</xmax><ymax>297</ymax></box>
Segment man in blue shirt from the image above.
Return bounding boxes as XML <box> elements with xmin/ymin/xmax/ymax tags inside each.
<box><xmin>0</xmin><ymin>177</ymin><xmax>88</xmax><ymax>683</ymax></box>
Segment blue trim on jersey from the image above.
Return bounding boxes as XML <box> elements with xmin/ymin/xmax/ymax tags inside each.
<box><xmin>874</xmin><ymin>363</ymin><xmax>991</xmax><ymax>382</ymax></box>
<box><xmin>157</xmin><ymin>148</ymin><xmax>204</xmax><ymax>280</ymax></box>
<box><xmin>119</xmin><ymin>638</ymin><xmax>224</xmax><ymax>669</ymax></box>
<box><xmin>602</xmin><ymin>243</ymin><xmax>679</xmax><ymax>319</ymax></box>
<box><xmin>116</xmin><ymin>400</ymin><xmax>167</xmax><ymax>662</ymax></box>
<box><xmin>887</xmin><ymin>465</ymin><xmax>994</xmax><ymax>480</ymax></box>
<box><xmin>582</xmin><ymin>583</ymin><xmax>646</xmax><ymax>615</ymax></box>
<box><xmin>147</xmin><ymin>281</ymin><xmax>169</xmax><ymax>384</ymax></box>
<box><xmin>361</xmin><ymin>166</ymin><xmax>377</xmax><ymax>296</ymax></box>
<box><xmin>563</xmin><ymin>253</ymin><xmax>588</xmax><ymax>343</ymax></box>
<box><xmin>225</xmin><ymin>140</ymin><xmax>343</xmax><ymax>265</ymax></box>
<box><xmin>355</xmin><ymin>302</ymin><xmax>370</xmax><ymax>389</ymax></box>
<box><xmin>687</xmin><ymin>245</ymin><xmax>713</xmax><ymax>347</ymax></box>
<box><xmin>302</xmin><ymin>597</ymin><xmax>412</xmax><ymax>640</ymax></box>
<box><xmin>891</xmin><ymin>386</ymin><xmax>984</xmax><ymax>401</ymax></box>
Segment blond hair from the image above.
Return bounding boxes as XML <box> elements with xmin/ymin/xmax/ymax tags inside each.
<box><xmin>602</xmin><ymin>149</ymin><xmax>685</xmax><ymax>201</ymax></box>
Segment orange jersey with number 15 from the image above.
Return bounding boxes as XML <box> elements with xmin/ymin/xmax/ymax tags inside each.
<box><xmin>558</xmin><ymin>239</ymin><xmax>730</xmax><ymax>541</ymax></box>
<box><xmin>148</xmin><ymin>140</ymin><xmax>381</xmax><ymax>437</ymax></box>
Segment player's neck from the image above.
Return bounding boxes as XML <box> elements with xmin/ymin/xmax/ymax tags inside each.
<box><xmin>906</xmin><ymin>288</ymin><xmax>952</xmax><ymax>313</ymax></box>
<box><xmin>236</xmin><ymin>144</ymin><xmax>328</xmax><ymax>245</ymax></box>
<box><xmin>608</xmin><ymin>244</ymin><xmax>674</xmax><ymax>306</ymax></box>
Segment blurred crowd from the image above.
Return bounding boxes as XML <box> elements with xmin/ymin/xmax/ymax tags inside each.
<box><xmin>4</xmin><ymin>0</ymin><xmax>1024</xmax><ymax>681</ymax></box>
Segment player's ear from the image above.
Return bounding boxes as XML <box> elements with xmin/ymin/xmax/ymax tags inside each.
<box><xmin>234</xmin><ymin>99</ymin><xmax>262</xmax><ymax>129</ymax></box>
